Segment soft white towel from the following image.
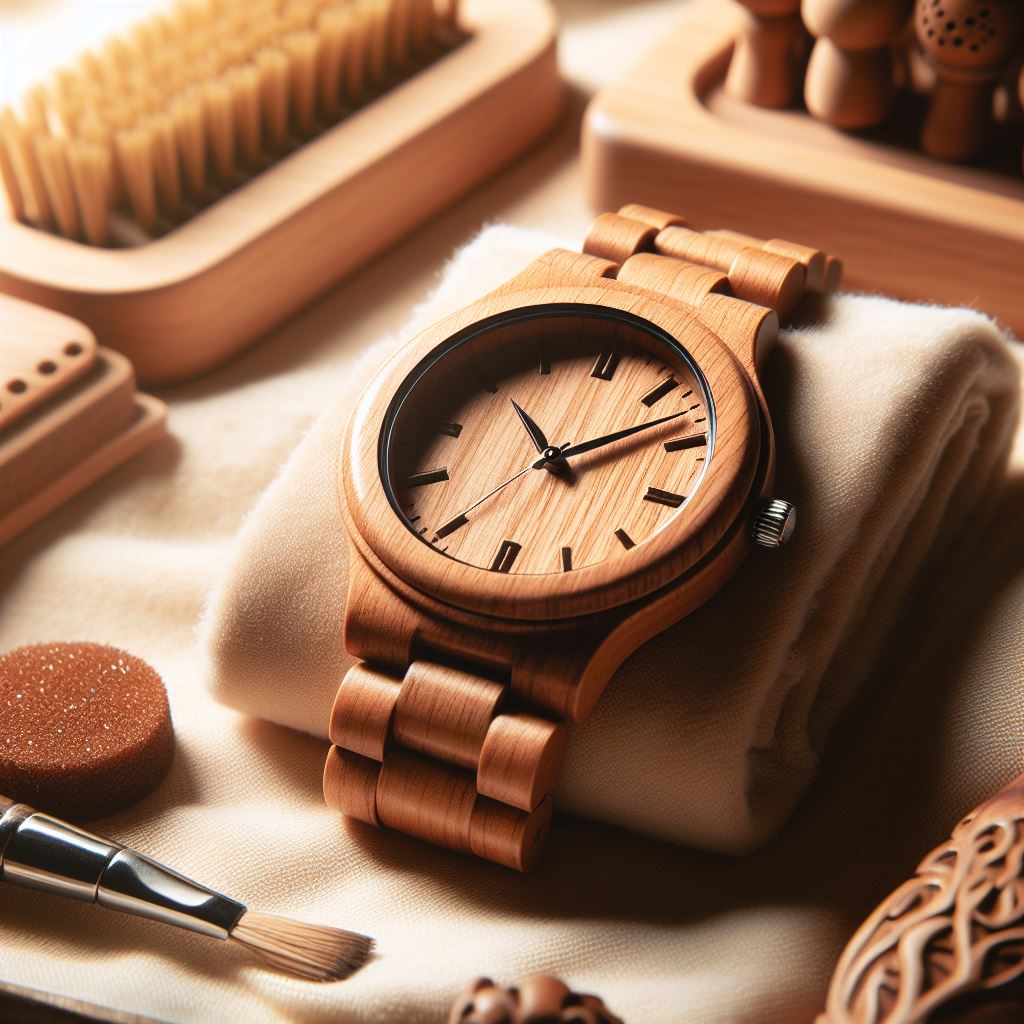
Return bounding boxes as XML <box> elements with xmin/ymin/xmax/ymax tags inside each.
<box><xmin>201</xmin><ymin>225</ymin><xmax>1020</xmax><ymax>854</ymax></box>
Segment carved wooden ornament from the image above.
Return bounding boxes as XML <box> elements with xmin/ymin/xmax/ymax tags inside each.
<box><xmin>819</xmin><ymin>775</ymin><xmax>1024</xmax><ymax>1023</ymax></box>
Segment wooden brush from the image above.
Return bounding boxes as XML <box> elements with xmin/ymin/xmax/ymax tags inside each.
<box><xmin>0</xmin><ymin>796</ymin><xmax>373</xmax><ymax>982</ymax></box>
<box><xmin>0</xmin><ymin>0</ymin><xmax>461</xmax><ymax>246</ymax></box>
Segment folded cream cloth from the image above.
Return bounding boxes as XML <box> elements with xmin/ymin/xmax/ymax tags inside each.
<box><xmin>201</xmin><ymin>225</ymin><xmax>1019</xmax><ymax>855</ymax></box>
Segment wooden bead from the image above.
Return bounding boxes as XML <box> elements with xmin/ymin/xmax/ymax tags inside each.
<box><xmin>377</xmin><ymin>750</ymin><xmax>476</xmax><ymax>854</ymax></box>
<box><xmin>477</xmin><ymin>714</ymin><xmax>567</xmax><ymax>812</ymax></box>
<box><xmin>725</xmin><ymin>1</ymin><xmax>807</xmax><ymax>109</ymax></box>
<box><xmin>328</xmin><ymin>663</ymin><xmax>402</xmax><ymax>760</ymax></box>
<box><xmin>655</xmin><ymin>226</ymin><xmax>805</xmax><ymax>320</ymax></box>
<box><xmin>803</xmin><ymin>0</ymin><xmax>914</xmax><ymax>128</ymax></box>
<box><xmin>516</xmin><ymin>974</ymin><xmax>572</xmax><ymax>1017</ymax></box>
<box><xmin>448</xmin><ymin>975</ymin><xmax>624</xmax><ymax>1024</ymax></box>
<box><xmin>617</xmin><ymin>253</ymin><xmax>729</xmax><ymax>306</ymax></box>
<box><xmin>469</xmin><ymin>794</ymin><xmax>552</xmax><ymax>873</ymax></box>
<box><xmin>393</xmin><ymin>661</ymin><xmax>506</xmax><ymax>770</ymax></box>
<box><xmin>582</xmin><ymin>212</ymin><xmax>657</xmax><ymax>264</ymax></box>
<box><xmin>915</xmin><ymin>0</ymin><xmax>1024</xmax><ymax>161</ymax></box>
<box><xmin>323</xmin><ymin>745</ymin><xmax>381</xmax><ymax>826</ymax></box>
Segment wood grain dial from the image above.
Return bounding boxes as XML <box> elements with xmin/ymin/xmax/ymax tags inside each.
<box><xmin>381</xmin><ymin>308</ymin><xmax>715</xmax><ymax>576</ymax></box>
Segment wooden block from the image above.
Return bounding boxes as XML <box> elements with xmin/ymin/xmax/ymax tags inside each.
<box><xmin>0</xmin><ymin>338</ymin><xmax>166</xmax><ymax>547</ymax></box>
<box><xmin>0</xmin><ymin>294</ymin><xmax>96</xmax><ymax>432</ymax></box>
<box><xmin>0</xmin><ymin>0</ymin><xmax>562</xmax><ymax>386</ymax></box>
<box><xmin>581</xmin><ymin>0</ymin><xmax>1024</xmax><ymax>340</ymax></box>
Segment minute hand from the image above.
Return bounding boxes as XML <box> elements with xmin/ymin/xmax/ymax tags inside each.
<box><xmin>537</xmin><ymin>411</ymin><xmax>687</xmax><ymax>466</ymax></box>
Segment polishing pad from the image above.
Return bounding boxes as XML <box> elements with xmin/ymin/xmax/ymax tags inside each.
<box><xmin>0</xmin><ymin>642</ymin><xmax>174</xmax><ymax>818</ymax></box>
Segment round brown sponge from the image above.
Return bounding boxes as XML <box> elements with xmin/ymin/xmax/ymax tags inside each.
<box><xmin>0</xmin><ymin>642</ymin><xmax>174</xmax><ymax>819</ymax></box>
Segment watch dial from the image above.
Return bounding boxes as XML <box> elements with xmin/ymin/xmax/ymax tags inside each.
<box><xmin>380</xmin><ymin>306</ymin><xmax>715</xmax><ymax>576</ymax></box>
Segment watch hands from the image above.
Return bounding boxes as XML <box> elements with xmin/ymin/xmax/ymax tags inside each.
<box><xmin>533</xmin><ymin>410</ymin><xmax>687</xmax><ymax>468</ymax></box>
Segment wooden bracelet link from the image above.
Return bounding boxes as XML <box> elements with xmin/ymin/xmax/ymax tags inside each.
<box><xmin>325</xmin><ymin>660</ymin><xmax>564</xmax><ymax>871</ymax></box>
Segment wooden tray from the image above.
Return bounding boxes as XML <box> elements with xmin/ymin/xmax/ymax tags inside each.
<box><xmin>581</xmin><ymin>0</ymin><xmax>1024</xmax><ymax>339</ymax></box>
<box><xmin>0</xmin><ymin>0</ymin><xmax>562</xmax><ymax>386</ymax></box>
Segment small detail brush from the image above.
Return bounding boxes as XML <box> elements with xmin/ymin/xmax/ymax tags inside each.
<box><xmin>0</xmin><ymin>796</ymin><xmax>373</xmax><ymax>982</ymax></box>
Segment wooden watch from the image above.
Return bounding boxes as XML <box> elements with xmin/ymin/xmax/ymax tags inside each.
<box><xmin>323</xmin><ymin>205</ymin><xmax>839</xmax><ymax>870</ymax></box>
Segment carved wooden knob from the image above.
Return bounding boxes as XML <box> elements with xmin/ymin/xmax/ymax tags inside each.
<box><xmin>448</xmin><ymin>976</ymin><xmax>624</xmax><ymax>1024</ymax></box>
<box><xmin>915</xmin><ymin>0</ymin><xmax>1022</xmax><ymax>73</ymax></box>
<box><xmin>802</xmin><ymin>0</ymin><xmax>914</xmax><ymax>127</ymax></box>
<box><xmin>725</xmin><ymin>0</ymin><xmax>808</xmax><ymax>108</ymax></box>
<box><xmin>804</xmin><ymin>0</ymin><xmax>912</xmax><ymax>50</ymax></box>
<box><xmin>914</xmin><ymin>0</ymin><xmax>1024</xmax><ymax>159</ymax></box>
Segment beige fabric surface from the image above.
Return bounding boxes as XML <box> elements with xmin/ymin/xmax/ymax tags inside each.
<box><xmin>2</xmin><ymin>3</ymin><xmax>1024</xmax><ymax>1023</ymax></box>
<box><xmin>203</xmin><ymin>225</ymin><xmax>1019</xmax><ymax>855</ymax></box>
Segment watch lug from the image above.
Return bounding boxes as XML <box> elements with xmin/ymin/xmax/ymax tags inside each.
<box><xmin>696</xmin><ymin>291</ymin><xmax>778</xmax><ymax>383</ymax></box>
<box><xmin>488</xmin><ymin>247</ymin><xmax>618</xmax><ymax>297</ymax></box>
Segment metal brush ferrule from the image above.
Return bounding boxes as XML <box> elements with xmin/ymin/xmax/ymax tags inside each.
<box><xmin>1</xmin><ymin>810</ymin><xmax>120</xmax><ymax>901</ymax></box>
<box><xmin>0</xmin><ymin>805</ymin><xmax>245</xmax><ymax>939</ymax></box>
<box><xmin>96</xmin><ymin>849</ymin><xmax>245</xmax><ymax>939</ymax></box>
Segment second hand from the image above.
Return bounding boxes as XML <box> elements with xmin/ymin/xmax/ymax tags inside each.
<box><xmin>432</xmin><ymin>437</ymin><xmax>572</xmax><ymax>542</ymax></box>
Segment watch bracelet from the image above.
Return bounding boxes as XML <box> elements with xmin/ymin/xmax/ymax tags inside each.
<box><xmin>325</xmin><ymin>205</ymin><xmax>840</xmax><ymax>870</ymax></box>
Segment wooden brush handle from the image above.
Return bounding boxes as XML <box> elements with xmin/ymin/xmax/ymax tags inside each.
<box><xmin>818</xmin><ymin>771</ymin><xmax>1024</xmax><ymax>1023</ymax></box>
<box><xmin>326</xmin><ymin>205</ymin><xmax>839</xmax><ymax>870</ymax></box>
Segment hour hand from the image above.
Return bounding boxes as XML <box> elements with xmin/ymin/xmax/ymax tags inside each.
<box><xmin>512</xmin><ymin>399</ymin><xmax>569</xmax><ymax>477</ymax></box>
<box><xmin>511</xmin><ymin>399</ymin><xmax>549</xmax><ymax>453</ymax></box>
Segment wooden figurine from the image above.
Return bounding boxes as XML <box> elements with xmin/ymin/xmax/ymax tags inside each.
<box><xmin>915</xmin><ymin>0</ymin><xmax>1024</xmax><ymax>161</ymax></box>
<box><xmin>803</xmin><ymin>0</ymin><xmax>914</xmax><ymax>128</ymax></box>
<box><xmin>725</xmin><ymin>0</ymin><xmax>808</xmax><ymax>108</ymax></box>
<box><xmin>449</xmin><ymin>975</ymin><xmax>624</xmax><ymax>1024</ymax></box>
<box><xmin>818</xmin><ymin>772</ymin><xmax>1024</xmax><ymax>1023</ymax></box>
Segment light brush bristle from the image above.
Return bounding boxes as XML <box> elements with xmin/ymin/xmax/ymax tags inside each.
<box><xmin>0</xmin><ymin>0</ymin><xmax>462</xmax><ymax>246</ymax></box>
<box><xmin>228</xmin><ymin>909</ymin><xmax>374</xmax><ymax>982</ymax></box>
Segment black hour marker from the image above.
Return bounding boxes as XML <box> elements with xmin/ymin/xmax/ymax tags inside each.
<box><xmin>591</xmin><ymin>350</ymin><xmax>621</xmax><ymax>381</ymax></box>
<box><xmin>490</xmin><ymin>540</ymin><xmax>522</xmax><ymax>573</ymax></box>
<box><xmin>664</xmin><ymin>432</ymin><xmax>708</xmax><ymax>452</ymax></box>
<box><xmin>560</xmin><ymin>546</ymin><xmax>573</xmax><ymax>571</ymax></box>
<box><xmin>644</xmin><ymin>486</ymin><xmax>686</xmax><ymax>508</ymax></box>
<box><xmin>434</xmin><ymin>513</ymin><xmax>468</xmax><ymax>540</ymax></box>
<box><xmin>614</xmin><ymin>528</ymin><xmax>635</xmax><ymax>550</ymax></box>
<box><xmin>640</xmin><ymin>377</ymin><xmax>680</xmax><ymax>407</ymax></box>
<box><xmin>438</xmin><ymin>420</ymin><xmax>463</xmax><ymax>438</ymax></box>
<box><xmin>405</xmin><ymin>467</ymin><xmax>449</xmax><ymax>487</ymax></box>
<box><xmin>538</xmin><ymin>342</ymin><xmax>550</xmax><ymax>376</ymax></box>
<box><xmin>694</xmin><ymin>417</ymin><xmax>707</xmax><ymax>424</ymax></box>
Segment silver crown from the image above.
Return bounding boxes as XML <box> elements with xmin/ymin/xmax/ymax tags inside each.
<box><xmin>752</xmin><ymin>499</ymin><xmax>796</xmax><ymax>549</ymax></box>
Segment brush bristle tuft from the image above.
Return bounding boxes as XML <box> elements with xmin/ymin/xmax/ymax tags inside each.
<box><xmin>229</xmin><ymin>909</ymin><xmax>374</xmax><ymax>982</ymax></box>
<box><xmin>0</xmin><ymin>0</ymin><xmax>462</xmax><ymax>246</ymax></box>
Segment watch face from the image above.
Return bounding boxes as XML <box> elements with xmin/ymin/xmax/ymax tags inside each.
<box><xmin>379</xmin><ymin>305</ymin><xmax>715</xmax><ymax>577</ymax></box>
